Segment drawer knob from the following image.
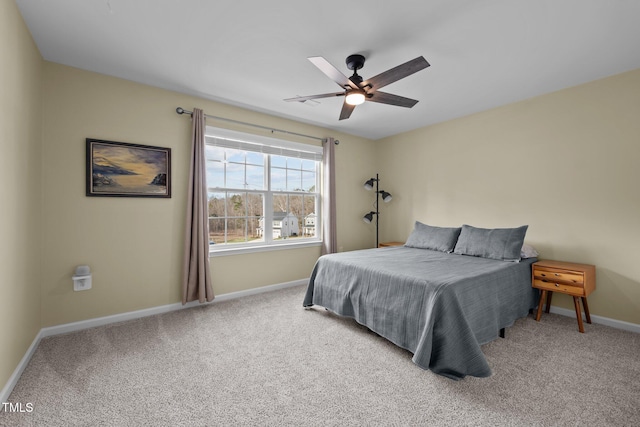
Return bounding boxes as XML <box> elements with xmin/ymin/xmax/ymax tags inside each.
<box><xmin>555</xmin><ymin>283</ymin><xmax>560</xmax><ymax>287</ymax></box>
<box><xmin>554</xmin><ymin>273</ymin><xmax>560</xmax><ymax>276</ymax></box>
<box><xmin>541</xmin><ymin>273</ymin><xmax>546</xmax><ymax>277</ymax></box>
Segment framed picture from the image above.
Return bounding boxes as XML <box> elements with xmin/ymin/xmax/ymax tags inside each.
<box><xmin>86</xmin><ymin>138</ymin><xmax>171</xmax><ymax>198</ymax></box>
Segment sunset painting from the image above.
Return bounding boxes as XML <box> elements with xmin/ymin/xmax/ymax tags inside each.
<box><xmin>86</xmin><ymin>139</ymin><xmax>171</xmax><ymax>197</ymax></box>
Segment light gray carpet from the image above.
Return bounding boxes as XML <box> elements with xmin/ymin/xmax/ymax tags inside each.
<box><xmin>2</xmin><ymin>284</ymin><xmax>639</xmax><ymax>426</ymax></box>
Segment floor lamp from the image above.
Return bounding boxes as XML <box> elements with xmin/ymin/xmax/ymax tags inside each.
<box><xmin>362</xmin><ymin>173</ymin><xmax>392</xmax><ymax>248</ymax></box>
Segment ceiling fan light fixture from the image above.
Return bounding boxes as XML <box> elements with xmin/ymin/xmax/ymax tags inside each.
<box><xmin>286</xmin><ymin>55</ymin><xmax>429</xmax><ymax>120</ymax></box>
<box><xmin>345</xmin><ymin>90</ymin><xmax>366</xmax><ymax>106</ymax></box>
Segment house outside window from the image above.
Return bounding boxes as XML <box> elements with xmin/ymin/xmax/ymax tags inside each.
<box><xmin>303</xmin><ymin>213</ymin><xmax>316</xmax><ymax>236</ymax></box>
<box><xmin>205</xmin><ymin>127</ymin><xmax>322</xmax><ymax>253</ymax></box>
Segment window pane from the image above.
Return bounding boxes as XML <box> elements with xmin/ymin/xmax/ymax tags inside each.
<box><xmin>246</xmin><ymin>152</ymin><xmax>264</xmax><ymax>166</ymax></box>
<box><xmin>208</xmin><ymin>192</ymin><xmax>226</xmax><ymax>217</ymax></box>
<box><xmin>287</xmin><ymin>169</ymin><xmax>302</xmax><ymax>191</ymax></box>
<box><xmin>301</xmin><ymin>159</ymin><xmax>315</xmax><ymax>171</ymax></box>
<box><xmin>303</xmin><ymin>210</ymin><xmax>317</xmax><ymax>237</ymax></box>
<box><xmin>271</xmin><ymin>155</ymin><xmax>286</xmax><ymax>168</ymax></box>
<box><xmin>245</xmin><ymin>165</ymin><xmax>264</xmax><ymax>190</ymax></box>
<box><xmin>247</xmin><ymin>193</ymin><xmax>264</xmax><ymax>217</ymax></box>
<box><xmin>303</xmin><ymin>195</ymin><xmax>316</xmax><ymax>216</ymax></box>
<box><xmin>225</xmin><ymin>163</ymin><xmax>245</xmax><ymax>189</ymax></box>
<box><xmin>302</xmin><ymin>171</ymin><xmax>316</xmax><ymax>192</ymax></box>
<box><xmin>209</xmin><ymin>218</ymin><xmax>225</xmax><ymax>244</ymax></box>
<box><xmin>273</xmin><ymin>194</ymin><xmax>287</xmax><ymax>213</ymax></box>
<box><xmin>206</xmin><ymin>145</ymin><xmax>225</xmax><ymax>161</ymax></box>
<box><xmin>226</xmin><ymin>192</ymin><xmax>246</xmax><ymax>217</ymax></box>
<box><xmin>290</xmin><ymin>196</ymin><xmax>304</xmax><ymax>240</ymax></box>
<box><xmin>287</xmin><ymin>158</ymin><xmax>302</xmax><ymax>169</ymax></box>
<box><xmin>289</xmin><ymin>213</ymin><xmax>301</xmax><ymax>238</ymax></box>
<box><xmin>248</xmin><ymin>217</ymin><xmax>263</xmax><ymax>242</ymax></box>
<box><xmin>288</xmin><ymin>194</ymin><xmax>303</xmax><ymax>217</ymax></box>
<box><xmin>271</xmin><ymin>167</ymin><xmax>286</xmax><ymax>191</ymax></box>
<box><xmin>273</xmin><ymin>211</ymin><xmax>300</xmax><ymax>239</ymax></box>
<box><xmin>227</xmin><ymin>218</ymin><xmax>246</xmax><ymax>243</ymax></box>
<box><xmin>206</xmin><ymin>160</ymin><xmax>224</xmax><ymax>189</ymax></box>
<box><xmin>227</xmin><ymin>149</ymin><xmax>245</xmax><ymax>164</ymax></box>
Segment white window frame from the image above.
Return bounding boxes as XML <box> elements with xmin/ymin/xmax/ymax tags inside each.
<box><xmin>205</xmin><ymin>126</ymin><xmax>323</xmax><ymax>256</ymax></box>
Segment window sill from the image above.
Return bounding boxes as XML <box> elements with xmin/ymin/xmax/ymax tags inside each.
<box><xmin>209</xmin><ymin>240</ymin><xmax>322</xmax><ymax>257</ymax></box>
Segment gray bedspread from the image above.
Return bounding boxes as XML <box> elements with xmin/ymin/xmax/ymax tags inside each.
<box><xmin>303</xmin><ymin>246</ymin><xmax>537</xmax><ymax>380</ymax></box>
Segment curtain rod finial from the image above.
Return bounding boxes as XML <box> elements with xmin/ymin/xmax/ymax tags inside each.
<box><xmin>176</xmin><ymin>107</ymin><xmax>184</xmax><ymax>114</ymax></box>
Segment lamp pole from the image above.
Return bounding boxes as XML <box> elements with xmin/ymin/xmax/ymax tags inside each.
<box><xmin>375</xmin><ymin>173</ymin><xmax>380</xmax><ymax>248</ymax></box>
<box><xmin>363</xmin><ymin>173</ymin><xmax>392</xmax><ymax>249</ymax></box>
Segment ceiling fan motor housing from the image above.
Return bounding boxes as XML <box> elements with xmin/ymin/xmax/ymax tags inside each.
<box><xmin>346</xmin><ymin>54</ymin><xmax>365</xmax><ymax>71</ymax></box>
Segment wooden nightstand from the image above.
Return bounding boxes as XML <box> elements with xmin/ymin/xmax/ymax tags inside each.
<box><xmin>532</xmin><ymin>260</ymin><xmax>596</xmax><ymax>333</ymax></box>
<box><xmin>378</xmin><ymin>241</ymin><xmax>404</xmax><ymax>248</ymax></box>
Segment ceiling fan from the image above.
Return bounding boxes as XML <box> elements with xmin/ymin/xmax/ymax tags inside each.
<box><xmin>284</xmin><ymin>54</ymin><xmax>430</xmax><ymax>120</ymax></box>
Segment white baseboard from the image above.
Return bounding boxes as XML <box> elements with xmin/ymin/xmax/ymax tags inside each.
<box><xmin>548</xmin><ymin>306</ymin><xmax>640</xmax><ymax>334</ymax></box>
<box><xmin>0</xmin><ymin>329</ymin><xmax>44</xmax><ymax>406</ymax></box>
<box><xmin>39</xmin><ymin>278</ymin><xmax>307</xmax><ymax>338</ymax></box>
<box><xmin>1</xmin><ymin>278</ymin><xmax>307</xmax><ymax>403</ymax></box>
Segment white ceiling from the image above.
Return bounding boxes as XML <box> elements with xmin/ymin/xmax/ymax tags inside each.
<box><xmin>16</xmin><ymin>0</ymin><xmax>640</xmax><ymax>140</ymax></box>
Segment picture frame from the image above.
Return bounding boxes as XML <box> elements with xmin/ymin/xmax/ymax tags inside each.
<box><xmin>86</xmin><ymin>138</ymin><xmax>171</xmax><ymax>198</ymax></box>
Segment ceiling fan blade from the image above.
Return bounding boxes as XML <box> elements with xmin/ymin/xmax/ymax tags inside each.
<box><xmin>284</xmin><ymin>92</ymin><xmax>344</xmax><ymax>102</ymax></box>
<box><xmin>308</xmin><ymin>57</ymin><xmax>360</xmax><ymax>90</ymax></box>
<box><xmin>367</xmin><ymin>91</ymin><xmax>419</xmax><ymax>108</ymax></box>
<box><xmin>363</xmin><ymin>56</ymin><xmax>430</xmax><ymax>92</ymax></box>
<box><xmin>339</xmin><ymin>100</ymin><xmax>356</xmax><ymax>120</ymax></box>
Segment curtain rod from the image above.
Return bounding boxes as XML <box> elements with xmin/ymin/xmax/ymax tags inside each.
<box><xmin>175</xmin><ymin>107</ymin><xmax>338</xmax><ymax>144</ymax></box>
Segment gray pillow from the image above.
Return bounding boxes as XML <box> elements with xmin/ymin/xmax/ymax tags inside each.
<box><xmin>453</xmin><ymin>224</ymin><xmax>528</xmax><ymax>262</ymax></box>
<box><xmin>404</xmin><ymin>221</ymin><xmax>462</xmax><ymax>253</ymax></box>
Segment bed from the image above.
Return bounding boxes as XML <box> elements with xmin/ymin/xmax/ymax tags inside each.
<box><xmin>302</xmin><ymin>223</ymin><xmax>538</xmax><ymax>380</ymax></box>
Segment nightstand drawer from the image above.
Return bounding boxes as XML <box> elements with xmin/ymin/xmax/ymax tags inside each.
<box><xmin>533</xmin><ymin>267</ymin><xmax>583</xmax><ymax>285</ymax></box>
<box><xmin>533</xmin><ymin>278</ymin><xmax>585</xmax><ymax>296</ymax></box>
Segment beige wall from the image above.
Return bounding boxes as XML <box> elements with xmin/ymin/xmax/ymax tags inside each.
<box><xmin>378</xmin><ymin>69</ymin><xmax>640</xmax><ymax>324</ymax></box>
<box><xmin>0</xmin><ymin>0</ymin><xmax>43</xmax><ymax>392</ymax></box>
<box><xmin>40</xmin><ymin>62</ymin><xmax>376</xmax><ymax>326</ymax></box>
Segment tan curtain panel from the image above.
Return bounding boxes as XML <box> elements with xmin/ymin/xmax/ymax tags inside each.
<box><xmin>322</xmin><ymin>137</ymin><xmax>337</xmax><ymax>255</ymax></box>
<box><xmin>182</xmin><ymin>108</ymin><xmax>214</xmax><ymax>304</ymax></box>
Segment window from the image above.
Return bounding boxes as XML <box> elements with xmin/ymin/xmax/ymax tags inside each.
<box><xmin>205</xmin><ymin>127</ymin><xmax>322</xmax><ymax>253</ymax></box>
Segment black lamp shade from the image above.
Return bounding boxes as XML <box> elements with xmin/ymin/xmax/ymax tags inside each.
<box><xmin>380</xmin><ymin>191</ymin><xmax>392</xmax><ymax>203</ymax></box>
<box><xmin>363</xmin><ymin>212</ymin><xmax>375</xmax><ymax>223</ymax></box>
<box><xmin>363</xmin><ymin>178</ymin><xmax>376</xmax><ymax>190</ymax></box>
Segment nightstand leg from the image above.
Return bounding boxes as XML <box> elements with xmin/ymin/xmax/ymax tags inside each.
<box><xmin>536</xmin><ymin>290</ymin><xmax>546</xmax><ymax>321</ymax></box>
<box><xmin>582</xmin><ymin>297</ymin><xmax>592</xmax><ymax>324</ymax></box>
<box><xmin>573</xmin><ymin>296</ymin><xmax>585</xmax><ymax>333</ymax></box>
<box><xmin>545</xmin><ymin>291</ymin><xmax>553</xmax><ymax>313</ymax></box>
